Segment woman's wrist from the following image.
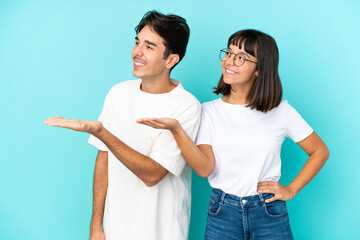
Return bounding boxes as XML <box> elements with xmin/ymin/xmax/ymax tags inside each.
<box><xmin>286</xmin><ymin>184</ymin><xmax>299</xmax><ymax>199</ymax></box>
<box><xmin>170</xmin><ymin>120</ymin><xmax>182</xmax><ymax>134</ymax></box>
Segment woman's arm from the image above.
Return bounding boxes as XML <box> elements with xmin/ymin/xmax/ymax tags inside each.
<box><xmin>257</xmin><ymin>131</ymin><xmax>330</xmax><ymax>203</ymax></box>
<box><xmin>137</xmin><ymin>118</ymin><xmax>215</xmax><ymax>178</ymax></box>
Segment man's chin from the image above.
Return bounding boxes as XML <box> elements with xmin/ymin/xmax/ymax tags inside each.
<box><xmin>132</xmin><ymin>70</ymin><xmax>142</xmax><ymax>78</ymax></box>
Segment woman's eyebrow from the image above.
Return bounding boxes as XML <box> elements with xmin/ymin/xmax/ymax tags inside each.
<box><xmin>228</xmin><ymin>47</ymin><xmax>250</xmax><ymax>58</ymax></box>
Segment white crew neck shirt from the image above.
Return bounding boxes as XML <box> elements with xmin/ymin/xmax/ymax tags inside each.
<box><xmin>88</xmin><ymin>79</ymin><xmax>201</xmax><ymax>240</ymax></box>
<box><xmin>196</xmin><ymin>98</ymin><xmax>313</xmax><ymax>197</ymax></box>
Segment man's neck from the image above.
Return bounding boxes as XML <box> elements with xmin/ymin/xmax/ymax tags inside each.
<box><xmin>140</xmin><ymin>76</ymin><xmax>176</xmax><ymax>94</ymax></box>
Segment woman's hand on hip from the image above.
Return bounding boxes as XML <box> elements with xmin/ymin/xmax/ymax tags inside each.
<box><xmin>257</xmin><ymin>181</ymin><xmax>296</xmax><ymax>203</ymax></box>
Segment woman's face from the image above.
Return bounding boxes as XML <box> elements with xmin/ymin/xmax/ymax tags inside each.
<box><xmin>221</xmin><ymin>43</ymin><xmax>258</xmax><ymax>87</ymax></box>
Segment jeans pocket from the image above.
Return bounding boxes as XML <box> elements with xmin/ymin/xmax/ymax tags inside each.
<box><xmin>207</xmin><ymin>194</ymin><xmax>222</xmax><ymax>216</ymax></box>
<box><xmin>263</xmin><ymin>200</ymin><xmax>288</xmax><ymax>218</ymax></box>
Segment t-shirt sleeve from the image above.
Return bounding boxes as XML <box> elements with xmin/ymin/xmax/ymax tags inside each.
<box><xmin>88</xmin><ymin>88</ymin><xmax>114</xmax><ymax>151</ymax></box>
<box><xmin>195</xmin><ymin>103</ymin><xmax>212</xmax><ymax>145</ymax></box>
<box><xmin>285</xmin><ymin>101</ymin><xmax>314</xmax><ymax>143</ymax></box>
<box><xmin>149</xmin><ymin>100</ymin><xmax>201</xmax><ymax>177</ymax></box>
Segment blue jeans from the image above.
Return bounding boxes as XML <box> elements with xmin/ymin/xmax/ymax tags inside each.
<box><xmin>205</xmin><ymin>188</ymin><xmax>293</xmax><ymax>240</ymax></box>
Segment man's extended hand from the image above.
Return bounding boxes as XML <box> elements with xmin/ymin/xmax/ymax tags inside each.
<box><xmin>44</xmin><ymin>115</ymin><xmax>103</xmax><ymax>136</ymax></box>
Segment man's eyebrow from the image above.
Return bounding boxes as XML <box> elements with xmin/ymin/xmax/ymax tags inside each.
<box><xmin>145</xmin><ymin>40</ymin><xmax>157</xmax><ymax>47</ymax></box>
<box><xmin>134</xmin><ymin>36</ymin><xmax>157</xmax><ymax>47</ymax></box>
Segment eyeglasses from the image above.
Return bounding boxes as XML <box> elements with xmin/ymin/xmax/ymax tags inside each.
<box><xmin>219</xmin><ymin>49</ymin><xmax>257</xmax><ymax>67</ymax></box>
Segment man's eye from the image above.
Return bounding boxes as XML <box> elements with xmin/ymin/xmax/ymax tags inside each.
<box><xmin>147</xmin><ymin>46</ymin><xmax>153</xmax><ymax>50</ymax></box>
<box><xmin>135</xmin><ymin>42</ymin><xmax>139</xmax><ymax>45</ymax></box>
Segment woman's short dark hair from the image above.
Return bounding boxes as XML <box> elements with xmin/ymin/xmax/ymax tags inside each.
<box><xmin>213</xmin><ymin>29</ymin><xmax>283</xmax><ymax>112</ymax></box>
<box><xmin>135</xmin><ymin>10</ymin><xmax>190</xmax><ymax>69</ymax></box>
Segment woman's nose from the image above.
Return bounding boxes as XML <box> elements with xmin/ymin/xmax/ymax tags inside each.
<box><xmin>225</xmin><ymin>54</ymin><xmax>235</xmax><ymax>66</ymax></box>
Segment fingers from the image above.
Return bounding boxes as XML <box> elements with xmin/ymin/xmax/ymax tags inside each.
<box><xmin>44</xmin><ymin>118</ymin><xmax>68</xmax><ymax>128</ymax></box>
<box><xmin>265</xmin><ymin>196</ymin><xmax>278</xmax><ymax>203</ymax></box>
<box><xmin>44</xmin><ymin>117</ymin><xmax>59</xmax><ymax>126</ymax></box>
<box><xmin>136</xmin><ymin>119</ymin><xmax>162</xmax><ymax>129</ymax></box>
<box><xmin>143</xmin><ymin>121</ymin><xmax>162</xmax><ymax>129</ymax></box>
<box><xmin>257</xmin><ymin>182</ymin><xmax>277</xmax><ymax>192</ymax></box>
<box><xmin>257</xmin><ymin>184</ymin><xmax>279</xmax><ymax>203</ymax></box>
<box><xmin>45</xmin><ymin>115</ymin><xmax>65</xmax><ymax>125</ymax></box>
<box><xmin>257</xmin><ymin>181</ymin><xmax>293</xmax><ymax>202</ymax></box>
<box><xmin>44</xmin><ymin>116</ymin><xmax>77</xmax><ymax>130</ymax></box>
<box><xmin>258</xmin><ymin>181</ymin><xmax>278</xmax><ymax>202</ymax></box>
<box><xmin>136</xmin><ymin>118</ymin><xmax>168</xmax><ymax>129</ymax></box>
<box><xmin>136</xmin><ymin>118</ymin><xmax>150</xmax><ymax>124</ymax></box>
<box><xmin>44</xmin><ymin>117</ymin><xmax>99</xmax><ymax>134</ymax></box>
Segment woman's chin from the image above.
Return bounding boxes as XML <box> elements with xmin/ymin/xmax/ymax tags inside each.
<box><xmin>223</xmin><ymin>77</ymin><xmax>233</xmax><ymax>85</ymax></box>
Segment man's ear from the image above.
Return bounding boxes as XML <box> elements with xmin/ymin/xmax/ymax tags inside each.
<box><xmin>166</xmin><ymin>54</ymin><xmax>180</xmax><ymax>69</ymax></box>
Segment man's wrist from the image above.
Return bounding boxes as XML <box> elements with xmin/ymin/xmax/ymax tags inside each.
<box><xmin>92</xmin><ymin>121</ymin><xmax>105</xmax><ymax>138</ymax></box>
<box><xmin>90</xmin><ymin>221</ymin><xmax>102</xmax><ymax>232</ymax></box>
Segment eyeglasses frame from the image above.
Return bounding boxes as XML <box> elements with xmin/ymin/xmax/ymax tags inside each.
<box><xmin>219</xmin><ymin>49</ymin><xmax>257</xmax><ymax>67</ymax></box>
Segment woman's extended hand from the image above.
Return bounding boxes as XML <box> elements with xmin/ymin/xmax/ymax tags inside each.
<box><xmin>257</xmin><ymin>181</ymin><xmax>296</xmax><ymax>203</ymax></box>
<box><xmin>136</xmin><ymin>117</ymin><xmax>180</xmax><ymax>132</ymax></box>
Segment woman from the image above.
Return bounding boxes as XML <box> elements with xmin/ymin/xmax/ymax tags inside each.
<box><xmin>137</xmin><ymin>29</ymin><xmax>329</xmax><ymax>240</ymax></box>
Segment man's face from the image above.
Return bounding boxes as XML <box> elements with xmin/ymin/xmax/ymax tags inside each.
<box><xmin>131</xmin><ymin>25</ymin><xmax>168</xmax><ymax>81</ymax></box>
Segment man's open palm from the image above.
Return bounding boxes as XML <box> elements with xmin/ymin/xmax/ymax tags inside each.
<box><xmin>44</xmin><ymin>115</ymin><xmax>102</xmax><ymax>135</ymax></box>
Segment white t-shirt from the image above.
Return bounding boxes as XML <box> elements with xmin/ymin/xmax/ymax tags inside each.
<box><xmin>88</xmin><ymin>79</ymin><xmax>201</xmax><ymax>240</ymax></box>
<box><xmin>196</xmin><ymin>98</ymin><xmax>313</xmax><ymax>197</ymax></box>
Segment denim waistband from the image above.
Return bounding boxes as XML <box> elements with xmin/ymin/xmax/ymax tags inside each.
<box><xmin>211</xmin><ymin>188</ymin><xmax>274</xmax><ymax>207</ymax></box>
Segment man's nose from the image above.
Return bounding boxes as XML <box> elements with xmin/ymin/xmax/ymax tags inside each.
<box><xmin>133</xmin><ymin>44</ymin><xmax>144</xmax><ymax>57</ymax></box>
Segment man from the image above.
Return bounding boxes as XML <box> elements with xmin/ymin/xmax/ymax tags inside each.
<box><xmin>45</xmin><ymin>11</ymin><xmax>200</xmax><ymax>240</ymax></box>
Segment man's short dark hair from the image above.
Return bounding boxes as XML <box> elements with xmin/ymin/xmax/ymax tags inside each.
<box><xmin>135</xmin><ymin>10</ymin><xmax>190</xmax><ymax>69</ymax></box>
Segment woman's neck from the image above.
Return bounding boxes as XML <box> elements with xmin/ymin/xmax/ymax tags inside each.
<box><xmin>222</xmin><ymin>84</ymin><xmax>251</xmax><ymax>105</ymax></box>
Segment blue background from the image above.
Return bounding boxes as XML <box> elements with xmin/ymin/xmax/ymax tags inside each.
<box><xmin>1</xmin><ymin>0</ymin><xmax>359</xmax><ymax>239</ymax></box>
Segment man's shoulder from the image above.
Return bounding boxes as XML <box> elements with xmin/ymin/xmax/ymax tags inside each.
<box><xmin>174</xmin><ymin>84</ymin><xmax>200</xmax><ymax>107</ymax></box>
<box><xmin>109</xmin><ymin>79</ymin><xmax>140</xmax><ymax>94</ymax></box>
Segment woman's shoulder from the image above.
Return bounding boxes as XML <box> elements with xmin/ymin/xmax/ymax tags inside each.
<box><xmin>271</xmin><ymin>99</ymin><xmax>290</xmax><ymax>112</ymax></box>
<box><xmin>271</xmin><ymin>99</ymin><xmax>303</xmax><ymax>118</ymax></box>
<box><xmin>201</xmin><ymin>98</ymin><xmax>222</xmax><ymax>111</ymax></box>
<box><xmin>277</xmin><ymin>99</ymin><xmax>300</xmax><ymax>111</ymax></box>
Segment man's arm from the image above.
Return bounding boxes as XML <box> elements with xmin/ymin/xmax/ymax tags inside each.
<box><xmin>96</xmin><ymin>126</ymin><xmax>168</xmax><ymax>187</ymax></box>
<box><xmin>45</xmin><ymin>116</ymin><xmax>168</xmax><ymax>187</ymax></box>
<box><xmin>89</xmin><ymin>150</ymin><xmax>108</xmax><ymax>240</ymax></box>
